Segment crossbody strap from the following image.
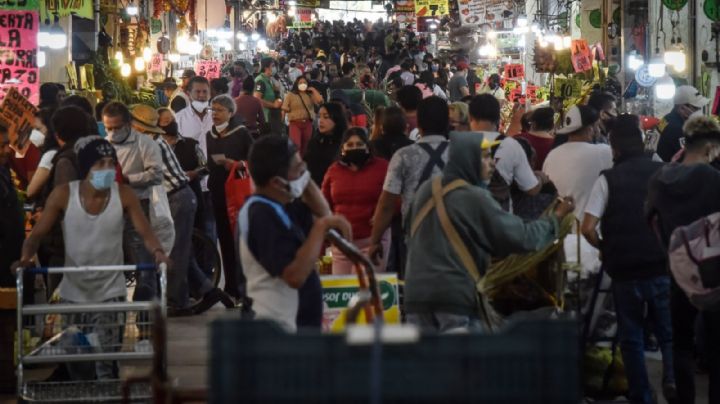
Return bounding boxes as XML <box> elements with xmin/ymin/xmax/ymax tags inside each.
<box><xmin>410</xmin><ymin>179</ymin><xmax>467</xmax><ymax>237</ymax></box>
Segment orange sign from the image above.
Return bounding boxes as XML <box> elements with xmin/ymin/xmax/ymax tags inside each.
<box><xmin>0</xmin><ymin>87</ymin><xmax>38</xmax><ymax>148</ymax></box>
<box><xmin>571</xmin><ymin>39</ymin><xmax>592</xmax><ymax>73</ymax></box>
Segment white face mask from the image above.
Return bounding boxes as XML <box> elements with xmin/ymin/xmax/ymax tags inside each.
<box><xmin>286</xmin><ymin>170</ymin><xmax>310</xmax><ymax>199</ymax></box>
<box><xmin>192</xmin><ymin>100</ymin><xmax>208</xmax><ymax>112</ymax></box>
<box><xmin>298</xmin><ymin>83</ymin><xmax>308</xmax><ymax>92</ymax></box>
<box><xmin>215</xmin><ymin>121</ymin><xmax>229</xmax><ymax>131</ymax></box>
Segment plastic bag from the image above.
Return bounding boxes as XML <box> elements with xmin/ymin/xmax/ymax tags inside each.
<box><xmin>149</xmin><ymin>185</ymin><xmax>175</xmax><ymax>254</ymax></box>
<box><xmin>225</xmin><ymin>161</ymin><xmax>253</xmax><ymax>234</ymax></box>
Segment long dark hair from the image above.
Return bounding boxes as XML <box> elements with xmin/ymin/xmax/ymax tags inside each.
<box><xmin>37</xmin><ymin>108</ymin><xmax>58</xmax><ymax>154</ymax></box>
<box><xmin>417</xmin><ymin>70</ymin><xmax>436</xmax><ymax>89</ymax></box>
<box><xmin>319</xmin><ymin>102</ymin><xmax>348</xmax><ymax>140</ymax></box>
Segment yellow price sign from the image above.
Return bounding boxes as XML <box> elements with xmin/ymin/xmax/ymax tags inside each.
<box><xmin>554</xmin><ymin>78</ymin><xmax>582</xmax><ymax>98</ymax></box>
<box><xmin>415</xmin><ymin>0</ymin><xmax>449</xmax><ymax>16</ymax></box>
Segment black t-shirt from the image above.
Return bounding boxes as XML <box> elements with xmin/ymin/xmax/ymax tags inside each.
<box><xmin>170</xmin><ymin>96</ymin><xmax>187</xmax><ymax>113</ymax></box>
<box><xmin>246</xmin><ymin>198</ymin><xmax>322</xmax><ymax>329</ymax></box>
<box><xmin>371</xmin><ymin>134</ymin><xmax>414</xmax><ymax>160</ymax></box>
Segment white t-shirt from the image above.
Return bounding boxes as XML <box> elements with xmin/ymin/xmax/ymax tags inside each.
<box><xmin>543</xmin><ymin>142</ymin><xmax>613</xmax><ymax>220</ymax></box>
<box><xmin>584</xmin><ymin>175</ymin><xmax>608</xmax><ymax>219</ymax></box>
<box><xmin>494</xmin><ymin>136</ymin><xmax>539</xmax><ymax>192</ymax></box>
<box><xmin>38</xmin><ymin>150</ymin><xmax>58</xmax><ymax>170</ymax></box>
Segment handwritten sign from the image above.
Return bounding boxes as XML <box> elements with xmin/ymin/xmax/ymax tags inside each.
<box><xmin>148</xmin><ymin>54</ymin><xmax>164</xmax><ymax>73</ymax></box>
<box><xmin>508</xmin><ymin>84</ymin><xmax>539</xmax><ymax>105</ymax></box>
<box><xmin>504</xmin><ymin>63</ymin><xmax>525</xmax><ymax>79</ymax></box>
<box><xmin>395</xmin><ymin>0</ymin><xmax>415</xmax><ymax>13</ymax></box>
<box><xmin>0</xmin><ymin>0</ymin><xmax>39</xmax><ymax>10</ymax></box>
<box><xmin>194</xmin><ymin>60</ymin><xmax>221</xmax><ymax>80</ymax></box>
<box><xmin>554</xmin><ymin>78</ymin><xmax>582</xmax><ymax>98</ymax></box>
<box><xmin>0</xmin><ymin>87</ymin><xmax>38</xmax><ymax>148</ymax></box>
<box><xmin>0</xmin><ymin>10</ymin><xmax>39</xmax><ymax>106</ymax></box>
<box><xmin>40</xmin><ymin>0</ymin><xmax>93</xmax><ymax>22</ymax></box>
<box><xmin>415</xmin><ymin>0</ymin><xmax>449</xmax><ymax>16</ymax></box>
<box><xmin>291</xmin><ymin>7</ymin><xmax>314</xmax><ymax>29</ymax></box>
<box><xmin>571</xmin><ymin>39</ymin><xmax>592</xmax><ymax>73</ymax></box>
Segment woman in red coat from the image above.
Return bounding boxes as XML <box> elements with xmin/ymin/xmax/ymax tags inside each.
<box><xmin>322</xmin><ymin>127</ymin><xmax>390</xmax><ymax>274</ymax></box>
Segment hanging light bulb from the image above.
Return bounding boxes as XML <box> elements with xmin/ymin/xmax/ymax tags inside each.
<box><xmin>134</xmin><ymin>56</ymin><xmax>145</xmax><ymax>71</ymax></box>
<box><xmin>517</xmin><ymin>14</ymin><xmax>528</xmax><ymax>27</ymax></box>
<box><xmin>257</xmin><ymin>39</ymin><xmax>268</xmax><ymax>51</ymax></box>
<box><xmin>37</xmin><ymin>51</ymin><xmax>46</xmax><ymax>68</ymax></box>
<box><xmin>121</xmin><ymin>63</ymin><xmax>132</xmax><ymax>77</ymax></box>
<box><xmin>539</xmin><ymin>38</ymin><xmax>548</xmax><ymax>48</ymax></box>
<box><xmin>114</xmin><ymin>50</ymin><xmax>124</xmax><ymax>64</ymax></box>
<box><xmin>238</xmin><ymin>42</ymin><xmax>247</xmax><ymax>51</ymax></box>
<box><xmin>187</xmin><ymin>35</ymin><xmax>202</xmax><ymax>54</ymax></box>
<box><xmin>142</xmin><ymin>45</ymin><xmax>152</xmax><ymax>62</ymax></box>
<box><xmin>288</xmin><ymin>7</ymin><xmax>296</xmax><ymax>17</ymax></box>
<box><xmin>627</xmin><ymin>51</ymin><xmax>643</xmax><ymax>71</ymax></box>
<box><xmin>38</xmin><ymin>30</ymin><xmax>50</xmax><ymax>48</ymax></box>
<box><xmin>551</xmin><ymin>35</ymin><xmax>563</xmax><ymax>50</ymax></box>
<box><xmin>664</xmin><ymin>45</ymin><xmax>686</xmax><ymax>72</ymax></box>
<box><xmin>530</xmin><ymin>23</ymin><xmax>540</xmax><ymax>33</ymax></box>
<box><xmin>562</xmin><ymin>36</ymin><xmax>572</xmax><ymax>49</ymax></box>
<box><xmin>655</xmin><ymin>75</ymin><xmax>676</xmax><ymax>100</ymax></box>
<box><xmin>251</xmin><ymin>32</ymin><xmax>260</xmax><ymax>41</ymax></box>
<box><xmin>267</xmin><ymin>13</ymin><xmax>278</xmax><ymax>23</ymax></box>
<box><xmin>127</xmin><ymin>2</ymin><xmax>139</xmax><ymax>16</ymax></box>
<box><xmin>647</xmin><ymin>55</ymin><xmax>666</xmax><ymax>78</ymax></box>
<box><xmin>237</xmin><ymin>32</ymin><xmax>248</xmax><ymax>42</ymax></box>
<box><xmin>48</xmin><ymin>16</ymin><xmax>67</xmax><ymax>50</ymax></box>
<box><xmin>168</xmin><ymin>52</ymin><xmax>180</xmax><ymax>63</ymax></box>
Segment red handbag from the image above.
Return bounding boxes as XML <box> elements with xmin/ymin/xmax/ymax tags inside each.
<box><xmin>225</xmin><ymin>161</ymin><xmax>253</xmax><ymax>233</ymax></box>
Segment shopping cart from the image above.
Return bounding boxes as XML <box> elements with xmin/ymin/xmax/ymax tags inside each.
<box><xmin>16</xmin><ymin>264</ymin><xmax>166</xmax><ymax>403</ymax></box>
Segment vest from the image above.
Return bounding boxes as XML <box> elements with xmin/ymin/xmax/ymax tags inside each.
<box><xmin>238</xmin><ymin>195</ymin><xmax>299</xmax><ymax>332</ymax></box>
<box><xmin>600</xmin><ymin>154</ymin><xmax>666</xmax><ymax>281</ymax></box>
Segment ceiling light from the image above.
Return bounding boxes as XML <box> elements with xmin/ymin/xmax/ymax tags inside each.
<box><xmin>655</xmin><ymin>75</ymin><xmax>676</xmax><ymax>100</ymax></box>
<box><xmin>647</xmin><ymin>55</ymin><xmax>666</xmax><ymax>78</ymax></box>
<box><xmin>121</xmin><ymin>63</ymin><xmax>132</xmax><ymax>77</ymax></box>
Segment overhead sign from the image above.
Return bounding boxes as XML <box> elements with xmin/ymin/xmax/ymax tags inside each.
<box><xmin>0</xmin><ymin>87</ymin><xmax>38</xmax><ymax>149</ymax></box>
<box><xmin>458</xmin><ymin>0</ymin><xmax>515</xmax><ymax>28</ymax></box>
<box><xmin>291</xmin><ymin>7</ymin><xmax>314</xmax><ymax>29</ymax></box>
<box><xmin>0</xmin><ymin>10</ymin><xmax>39</xmax><ymax>106</ymax></box>
<box><xmin>40</xmin><ymin>0</ymin><xmax>94</xmax><ymax>22</ymax></box>
<box><xmin>0</xmin><ymin>0</ymin><xmax>39</xmax><ymax>10</ymax></box>
<box><xmin>415</xmin><ymin>0</ymin><xmax>449</xmax><ymax>16</ymax></box>
<box><xmin>194</xmin><ymin>60</ymin><xmax>221</xmax><ymax>80</ymax></box>
<box><xmin>321</xmin><ymin>274</ymin><xmax>400</xmax><ymax>333</ymax></box>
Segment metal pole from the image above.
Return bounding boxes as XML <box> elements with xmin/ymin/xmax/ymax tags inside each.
<box><xmin>688</xmin><ymin>0</ymin><xmax>696</xmax><ymax>87</ymax></box>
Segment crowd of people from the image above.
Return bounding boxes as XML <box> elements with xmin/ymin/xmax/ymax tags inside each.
<box><xmin>0</xmin><ymin>18</ymin><xmax>718</xmax><ymax>403</ymax></box>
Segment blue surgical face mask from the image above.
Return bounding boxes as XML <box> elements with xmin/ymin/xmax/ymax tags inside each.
<box><xmin>89</xmin><ymin>169</ymin><xmax>116</xmax><ymax>190</ymax></box>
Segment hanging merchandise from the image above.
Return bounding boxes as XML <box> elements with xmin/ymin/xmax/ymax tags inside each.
<box><xmin>571</xmin><ymin>39</ymin><xmax>593</xmax><ymax>73</ymax></box>
<box><xmin>662</xmin><ymin>0</ymin><xmax>688</xmax><ymax>11</ymax></box>
<box><xmin>150</xmin><ymin>18</ymin><xmax>163</xmax><ymax>34</ymax></box>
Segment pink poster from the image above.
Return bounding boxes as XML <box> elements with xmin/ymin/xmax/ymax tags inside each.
<box><xmin>194</xmin><ymin>60</ymin><xmax>221</xmax><ymax>80</ymax></box>
<box><xmin>0</xmin><ymin>10</ymin><xmax>39</xmax><ymax>105</ymax></box>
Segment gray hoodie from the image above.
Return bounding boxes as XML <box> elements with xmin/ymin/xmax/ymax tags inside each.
<box><xmin>404</xmin><ymin>132</ymin><xmax>559</xmax><ymax>316</ymax></box>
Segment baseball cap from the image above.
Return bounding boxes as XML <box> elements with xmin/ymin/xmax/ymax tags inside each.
<box><xmin>556</xmin><ymin>105</ymin><xmax>599</xmax><ymax>134</ymax></box>
<box><xmin>456</xmin><ymin>61</ymin><xmax>469</xmax><ymax>71</ymax></box>
<box><xmin>181</xmin><ymin>69</ymin><xmax>197</xmax><ymax>79</ymax></box>
<box><xmin>674</xmin><ymin>85</ymin><xmax>709</xmax><ymax>108</ymax></box>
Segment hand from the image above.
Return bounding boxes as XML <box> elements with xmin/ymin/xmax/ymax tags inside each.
<box><xmin>186</xmin><ymin>170</ymin><xmax>199</xmax><ymax>181</ymax></box>
<box><xmin>535</xmin><ymin>171</ymin><xmax>549</xmax><ymax>185</ymax></box>
<box><xmin>554</xmin><ymin>196</ymin><xmax>575</xmax><ymax>219</ymax></box>
<box><xmin>10</xmin><ymin>258</ymin><xmax>35</xmax><ymax>275</ymax></box>
<box><xmin>153</xmin><ymin>250</ymin><xmax>172</xmax><ymax>271</ymax></box>
<box><xmin>368</xmin><ymin>242</ymin><xmax>384</xmax><ymax>266</ymax></box>
<box><xmin>274</xmin><ymin>99</ymin><xmax>283</xmax><ymax>108</ymax></box>
<box><xmin>320</xmin><ymin>214</ymin><xmax>352</xmax><ymax>241</ymax></box>
<box><xmin>222</xmin><ymin>159</ymin><xmax>238</xmax><ymax>171</ymax></box>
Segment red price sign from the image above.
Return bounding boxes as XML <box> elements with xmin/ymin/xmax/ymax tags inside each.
<box><xmin>571</xmin><ymin>39</ymin><xmax>592</xmax><ymax>73</ymax></box>
<box><xmin>0</xmin><ymin>10</ymin><xmax>39</xmax><ymax>106</ymax></box>
<box><xmin>504</xmin><ymin>64</ymin><xmax>525</xmax><ymax>79</ymax></box>
<box><xmin>194</xmin><ymin>60</ymin><xmax>221</xmax><ymax>80</ymax></box>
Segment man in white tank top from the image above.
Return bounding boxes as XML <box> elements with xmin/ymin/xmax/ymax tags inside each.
<box><xmin>14</xmin><ymin>137</ymin><xmax>170</xmax><ymax>379</ymax></box>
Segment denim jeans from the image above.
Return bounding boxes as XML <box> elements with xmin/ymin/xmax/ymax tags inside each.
<box><xmin>123</xmin><ymin>199</ymin><xmax>156</xmax><ymax>302</ymax></box>
<box><xmin>406</xmin><ymin>311</ymin><xmax>484</xmax><ymax>333</ymax></box>
<box><xmin>613</xmin><ymin>275</ymin><xmax>674</xmax><ymax>404</ymax></box>
<box><xmin>167</xmin><ymin>186</ymin><xmax>212</xmax><ymax>308</ymax></box>
<box><xmin>671</xmin><ymin>278</ymin><xmax>720</xmax><ymax>403</ymax></box>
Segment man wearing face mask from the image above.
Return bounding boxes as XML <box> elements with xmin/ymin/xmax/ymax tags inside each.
<box><xmin>238</xmin><ymin>135</ymin><xmax>351</xmax><ymax>332</ymax></box>
<box><xmin>447</xmin><ymin>61</ymin><xmax>470</xmax><ymax>102</ymax></box>
<box><xmin>254</xmin><ymin>58</ymin><xmax>284</xmax><ymax>135</ymax></box>
<box><xmin>657</xmin><ymin>85</ymin><xmax>709</xmax><ymax>162</ymax></box>
<box><xmin>404</xmin><ymin>131</ymin><xmax>575</xmax><ymax>332</ymax></box>
<box><xmin>102</xmin><ymin>102</ymin><xmax>164</xmax><ymax>304</ymax></box>
<box><xmin>13</xmin><ymin>136</ymin><xmax>170</xmax><ymax>378</ymax></box>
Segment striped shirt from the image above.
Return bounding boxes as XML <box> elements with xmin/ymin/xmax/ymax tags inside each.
<box><xmin>153</xmin><ymin>136</ymin><xmax>189</xmax><ymax>193</ymax></box>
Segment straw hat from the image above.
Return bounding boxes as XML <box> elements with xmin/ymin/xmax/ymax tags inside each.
<box><xmin>130</xmin><ymin>104</ymin><xmax>165</xmax><ymax>134</ymax></box>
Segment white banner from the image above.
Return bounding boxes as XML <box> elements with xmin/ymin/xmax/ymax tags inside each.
<box><xmin>458</xmin><ymin>0</ymin><xmax>514</xmax><ymax>29</ymax></box>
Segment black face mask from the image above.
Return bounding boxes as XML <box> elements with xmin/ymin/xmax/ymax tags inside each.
<box><xmin>160</xmin><ymin>122</ymin><xmax>178</xmax><ymax>136</ymax></box>
<box><xmin>341</xmin><ymin>149</ymin><xmax>370</xmax><ymax>167</ymax></box>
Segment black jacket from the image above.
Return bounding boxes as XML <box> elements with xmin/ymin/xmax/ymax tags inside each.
<box><xmin>656</xmin><ymin>109</ymin><xmax>685</xmax><ymax>162</ymax></box>
<box><xmin>305</xmin><ymin>131</ymin><xmax>341</xmax><ymax>186</ymax></box>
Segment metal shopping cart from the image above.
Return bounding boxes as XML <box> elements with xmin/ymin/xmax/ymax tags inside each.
<box><xmin>16</xmin><ymin>264</ymin><xmax>166</xmax><ymax>403</ymax></box>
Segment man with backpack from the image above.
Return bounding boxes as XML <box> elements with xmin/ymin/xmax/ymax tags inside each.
<box><xmin>403</xmin><ymin>131</ymin><xmax>574</xmax><ymax>332</ymax></box>
<box><xmin>369</xmin><ymin>96</ymin><xmax>449</xmax><ymax>275</ymax></box>
<box><xmin>646</xmin><ymin>117</ymin><xmax>720</xmax><ymax>404</ymax></box>
<box><xmin>581</xmin><ymin>114</ymin><xmax>675</xmax><ymax>404</ymax></box>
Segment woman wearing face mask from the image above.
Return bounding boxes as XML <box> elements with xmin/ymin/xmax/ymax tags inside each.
<box><xmin>27</xmin><ymin>108</ymin><xmax>59</xmax><ymax>200</ymax></box>
<box><xmin>415</xmin><ymin>70</ymin><xmax>447</xmax><ymax>100</ymax></box>
<box><xmin>304</xmin><ymin>103</ymin><xmax>348</xmax><ymax>186</ymax></box>
<box><xmin>205</xmin><ymin>95</ymin><xmax>254</xmax><ymax>300</ymax></box>
<box><xmin>282</xmin><ymin>76</ymin><xmax>323</xmax><ymax>156</ymax></box>
<box><xmin>321</xmin><ymin>127</ymin><xmax>390</xmax><ymax>274</ymax></box>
